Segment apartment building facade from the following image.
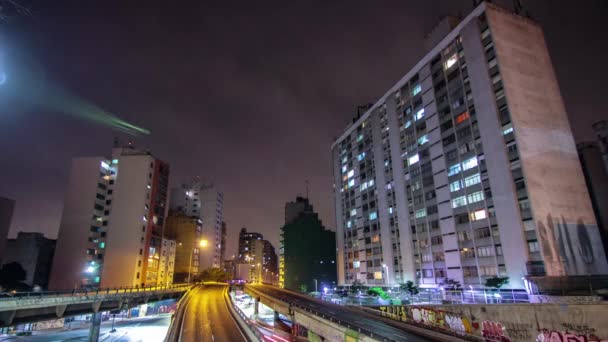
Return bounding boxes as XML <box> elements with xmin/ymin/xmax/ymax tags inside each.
<box><xmin>332</xmin><ymin>2</ymin><xmax>608</xmax><ymax>290</ymax></box>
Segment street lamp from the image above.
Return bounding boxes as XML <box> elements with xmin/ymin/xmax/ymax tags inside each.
<box><xmin>382</xmin><ymin>264</ymin><xmax>390</xmax><ymax>287</ymax></box>
<box><xmin>313</xmin><ymin>279</ymin><xmax>318</xmax><ymax>293</ymax></box>
<box><xmin>185</xmin><ymin>239</ymin><xmax>208</xmax><ymax>284</ymax></box>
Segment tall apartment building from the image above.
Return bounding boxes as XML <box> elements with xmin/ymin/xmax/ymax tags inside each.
<box><xmin>238</xmin><ymin>227</ymin><xmax>263</xmax><ymax>263</ymax></box>
<box><xmin>165</xmin><ymin>211</ymin><xmax>203</xmax><ymax>282</ymax></box>
<box><xmin>170</xmin><ymin>181</ymin><xmax>223</xmax><ymax>270</ymax></box>
<box><xmin>220</xmin><ymin>221</ymin><xmax>227</xmax><ymax>267</ymax></box>
<box><xmin>331</xmin><ymin>2</ymin><xmax>608</xmax><ymax>290</ymax></box>
<box><xmin>157</xmin><ymin>238</ymin><xmax>176</xmax><ymax>286</ymax></box>
<box><xmin>49</xmin><ymin>144</ymin><xmax>171</xmax><ymax>290</ymax></box>
<box><xmin>2</xmin><ymin>232</ymin><xmax>56</xmax><ymax>289</ymax></box>
<box><xmin>0</xmin><ymin>197</ymin><xmax>15</xmax><ymax>266</ymax></box>
<box><xmin>262</xmin><ymin>240</ymin><xmax>278</xmax><ymax>284</ymax></box>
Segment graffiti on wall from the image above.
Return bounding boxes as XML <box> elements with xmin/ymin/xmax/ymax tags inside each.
<box><xmin>536</xmin><ymin>329</ymin><xmax>608</xmax><ymax>342</ymax></box>
<box><xmin>482</xmin><ymin>320</ymin><xmax>512</xmax><ymax>342</ymax></box>
<box><xmin>378</xmin><ymin>306</ymin><xmax>472</xmax><ymax>335</ymax></box>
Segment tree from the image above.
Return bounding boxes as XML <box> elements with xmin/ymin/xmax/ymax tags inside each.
<box><xmin>439</xmin><ymin>278</ymin><xmax>462</xmax><ymax>291</ymax></box>
<box><xmin>400</xmin><ymin>281</ymin><xmax>420</xmax><ymax>296</ymax></box>
<box><xmin>198</xmin><ymin>267</ymin><xmax>231</xmax><ymax>282</ymax></box>
<box><xmin>299</xmin><ymin>284</ymin><xmax>308</xmax><ymax>293</ymax></box>
<box><xmin>485</xmin><ymin>276</ymin><xmax>509</xmax><ymax>289</ymax></box>
<box><xmin>0</xmin><ymin>262</ymin><xmax>28</xmax><ymax>291</ymax></box>
<box><xmin>349</xmin><ymin>280</ymin><xmax>368</xmax><ymax>294</ymax></box>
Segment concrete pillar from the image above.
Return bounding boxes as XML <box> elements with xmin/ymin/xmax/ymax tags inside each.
<box><xmin>254</xmin><ymin>297</ymin><xmax>259</xmax><ymax>315</ymax></box>
<box><xmin>88</xmin><ymin>312</ymin><xmax>102</xmax><ymax>342</ymax></box>
<box><xmin>274</xmin><ymin>311</ymin><xmax>279</xmax><ymax>320</ymax></box>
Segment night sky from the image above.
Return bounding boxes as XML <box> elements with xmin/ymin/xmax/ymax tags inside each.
<box><xmin>1</xmin><ymin>0</ymin><xmax>607</xmax><ymax>257</ymax></box>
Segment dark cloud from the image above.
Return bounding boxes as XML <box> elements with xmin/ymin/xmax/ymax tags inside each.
<box><xmin>1</xmin><ymin>0</ymin><xmax>607</xmax><ymax>256</ymax></box>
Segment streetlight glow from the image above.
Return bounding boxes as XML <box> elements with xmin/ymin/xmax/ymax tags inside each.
<box><xmin>199</xmin><ymin>239</ymin><xmax>208</xmax><ymax>247</ymax></box>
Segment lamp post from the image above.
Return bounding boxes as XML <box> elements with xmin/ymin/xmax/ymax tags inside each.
<box><xmin>313</xmin><ymin>279</ymin><xmax>318</xmax><ymax>293</ymax></box>
<box><xmin>382</xmin><ymin>264</ymin><xmax>390</xmax><ymax>287</ymax></box>
<box><xmin>187</xmin><ymin>239</ymin><xmax>208</xmax><ymax>284</ymax></box>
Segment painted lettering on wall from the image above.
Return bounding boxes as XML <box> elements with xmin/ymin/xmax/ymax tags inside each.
<box><xmin>482</xmin><ymin>320</ymin><xmax>511</xmax><ymax>342</ymax></box>
<box><xmin>536</xmin><ymin>330</ymin><xmax>608</xmax><ymax>342</ymax></box>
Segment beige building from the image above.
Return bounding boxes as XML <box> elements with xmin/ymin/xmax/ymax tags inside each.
<box><xmin>332</xmin><ymin>2</ymin><xmax>608</xmax><ymax>289</ymax></box>
<box><xmin>164</xmin><ymin>211</ymin><xmax>203</xmax><ymax>282</ymax></box>
<box><xmin>157</xmin><ymin>238</ymin><xmax>176</xmax><ymax>286</ymax></box>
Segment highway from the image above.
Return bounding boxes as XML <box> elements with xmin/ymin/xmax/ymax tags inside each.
<box><xmin>249</xmin><ymin>284</ymin><xmax>440</xmax><ymax>342</ymax></box>
<box><xmin>175</xmin><ymin>283</ymin><xmax>247</xmax><ymax>342</ymax></box>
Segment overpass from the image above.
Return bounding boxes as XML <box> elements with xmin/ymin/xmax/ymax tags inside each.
<box><xmin>0</xmin><ymin>284</ymin><xmax>191</xmax><ymax>340</ymax></box>
<box><xmin>244</xmin><ymin>284</ymin><xmax>464</xmax><ymax>342</ymax></box>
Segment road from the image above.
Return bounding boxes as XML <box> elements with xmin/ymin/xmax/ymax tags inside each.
<box><xmin>0</xmin><ymin>315</ymin><xmax>170</xmax><ymax>342</ymax></box>
<box><xmin>178</xmin><ymin>284</ymin><xmax>247</xmax><ymax>342</ymax></box>
<box><xmin>249</xmin><ymin>284</ymin><xmax>434</xmax><ymax>342</ymax></box>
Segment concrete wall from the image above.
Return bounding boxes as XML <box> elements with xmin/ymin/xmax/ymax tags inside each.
<box><xmin>372</xmin><ymin>302</ymin><xmax>608</xmax><ymax>342</ymax></box>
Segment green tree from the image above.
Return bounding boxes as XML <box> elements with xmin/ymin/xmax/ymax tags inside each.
<box><xmin>299</xmin><ymin>284</ymin><xmax>308</xmax><ymax>293</ymax></box>
<box><xmin>198</xmin><ymin>267</ymin><xmax>231</xmax><ymax>282</ymax></box>
<box><xmin>349</xmin><ymin>280</ymin><xmax>368</xmax><ymax>294</ymax></box>
<box><xmin>0</xmin><ymin>262</ymin><xmax>28</xmax><ymax>291</ymax></box>
<box><xmin>485</xmin><ymin>276</ymin><xmax>509</xmax><ymax>289</ymax></box>
<box><xmin>399</xmin><ymin>281</ymin><xmax>420</xmax><ymax>296</ymax></box>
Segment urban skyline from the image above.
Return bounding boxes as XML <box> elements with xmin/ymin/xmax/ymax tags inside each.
<box><xmin>2</xmin><ymin>1</ymin><xmax>608</xmax><ymax>260</ymax></box>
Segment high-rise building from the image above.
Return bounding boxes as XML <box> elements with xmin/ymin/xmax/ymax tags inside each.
<box><xmin>237</xmin><ymin>227</ymin><xmax>263</xmax><ymax>263</ymax></box>
<box><xmin>578</xmin><ymin>141</ymin><xmax>608</xmax><ymax>258</ymax></box>
<box><xmin>262</xmin><ymin>240</ymin><xmax>278</xmax><ymax>285</ymax></box>
<box><xmin>220</xmin><ymin>221</ymin><xmax>227</xmax><ymax>268</ymax></box>
<box><xmin>250</xmin><ymin>238</ymin><xmax>264</xmax><ymax>282</ymax></box>
<box><xmin>223</xmin><ymin>259</ymin><xmax>236</xmax><ymax>279</ymax></box>
<box><xmin>0</xmin><ymin>197</ymin><xmax>15</xmax><ymax>266</ymax></box>
<box><xmin>164</xmin><ymin>211</ymin><xmax>203</xmax><ymax>282</ymax></box>
<box><xmin>157</xmin><ymin>238</ymin><xmax>176</xmax><ymax>286</ymax></box>
<box><xmin>2</xmin><ymin>232</ymin><xmax>56</xmax><ymax>289</ymax></box>
<box><xmin>280</xmin><ymin>197</ymin><xmax>336</xmax><ymax>291</ymax></box>
<box><xmin>49</xmin><ymin>144</ymin><xmax>170</xmax><ymax>290</ymax></box>
<box><xmin>593</xmin><ymin>120</ymin><xmax>608</xmax><ymax>173</ymax></box>
<box><xmin>170</xmin><ymin>181</ymin><xmax>223</xmax><ymax>270</ymax></box>
<box><xmin>331</xmin><ymin>2</ymin><xmax>608</xmax><ymax>290</ymax></box>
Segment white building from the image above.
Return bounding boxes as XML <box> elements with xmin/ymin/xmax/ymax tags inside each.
<box><xmin>170</xmin><ymin>181</ymin><xmax>223</xmax><ymax>270</ymax></box>
<box><xmin>49</xmin><ymin>144</ymin><xmax>171</xmax><ymax>290</ymax></box>
<box><xmin>158</xmin><ymin>238</ymin><xmax>176</xmax><ymax>286</ymax></box>
<box><xmin>332</xmin><ymin>2</ymin><xmax>608</xmax><ymax>290</ymax></box>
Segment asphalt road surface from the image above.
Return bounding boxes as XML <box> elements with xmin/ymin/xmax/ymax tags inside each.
<box><xmin>251</xmin><ymin>284</ymin><xmax>432</xmax><ymax>342</ymax></box>
<box><xmin>179</xmin><ymin>284</ymin><xmax>246</xmax><ymax>342</ymax></box>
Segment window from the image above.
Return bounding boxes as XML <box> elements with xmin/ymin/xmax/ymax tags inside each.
<box><xmin>461</xmin><ymin>248</ymin><xmax>475</xmax><ymax>258</ymax></box>
<box><xmin>452</xmin><ymin>195</ymin><xmax>467</xmax><ymax>208</ymax></box>
<box><xmin>470</xmin><ymin>209</ymin><xmax>487</xmax><ymax>221</ymax></box>
<box><xmin>369</xmin><ymin>212</ymin><xmax>378</xmax><ymax>220</ymax></box>
<box><xmin>342</xmin><ymin>165</ymin><xmax>347</xmax><ymax>173</ymax></box>
<box><xmin>464</xmin><ymin>173</ymin><xmax>481</xmax><ymax>187</ymax></box>
<box><xmin>348</xmin><ymin>179</ymin><xmax>355</xmax><ymax>188</ymax></box>
<box><xmin>408</xmin><ymin>154</ymin><xmax>420</xmax><ymax>166</ymax></box>
<box><xmin>456</xmin><ymin>111</ymin><xmax>470</xmax><ymax>124</ymax></box>
<box><xmin>433</xmin><ymin>252</ymin><xmax>445</xmax><ymax>261</ymax></box>
<box><xmin>350</xmin><ymin>209</ymin><xmax>357</xmax><ymax>217</ymax></box>
<box><xmin>448</xmin><ymin>164</ymin><xmax>461</xmax><ymax>176</ymax></box>
<box><xmin>404</xmin><ymin>120</ymin><xmax>412</xmax><ymax>129</ymax></box>
<box><xmin>347</xmin><ymin>170</ymin><xmax>355</xmax><ymax>178</ymax></box>
<box><xmin>357</xmin><ymin>152</ymin><xmax>366</xmax><ymax>161</ymax></box>
<box><xmin>467</xmin><ymin>191</ymin><xmax>484</xmax><ymax>204</ymax></box>
<box><xmin>412</xmin><ymin>84</ymin><xmax>422</xmax><ymax>96</ymax></box>
<box><xmin>528</xmin><ymin>240</ymin><xmax>540</xmax><ymax>253</ymax></box>
<box><xmin>479</xmin><ymin>266</ymin><xmax>497</xmax><ymax>276</ymax></box>
<box><xmin>415</xmin><ymin>209</ymin><xmax>427</xmax><ymax>218</ymax></box>
<box><xmin>422</xmin><ymin>269</ymin><xmax>433</xmax><ymax>278</ymax></box>
<box><xmin>431</xmin><ymin>236</ymin><xmax>443</xmax><ymax>245</ymax></box>
<box><xmin>463</xmin><ymin>266</ymin><xmax>478</xmax><ymax>277</ymax></box>
<box><xmin>372</xmin><ymin>235</ymin><xmax>380</xmax><ymax>243</ymax></box>
<box><xmin>503</xmin><ymin>125</ymin><xmax>514</xmax><ymax>135</ymax></box>
<box><xmin>415</xmin><ymin>108</ymin><xmax>425</xmax><ymax>121</ymax></box>
<box><xmin>417</xmin><ymin>135</ymin><xmax>429</xmax><ymax>146</ymax></box>
<box><xmin>458</xmin><ymin>230</ymin><xmax>471</xmax><ymax>241</ymax></box>
<box><xmin>450</xmin><ymin>180</ymin><xmax>462</xmax><ymax>192</ymax></box>
<box><xmin>462</xmin><ymin>157</ymin><xmax>478</xmax><ymax>171</ymax></box>
<box><xmin>374</xmin><ymin>272</ymin><xmax>383</xmax><ymax>280</ymax></box>
<box><xmin>422</xmin><ymin>254</ymin><xmax>433</xmax><ymax>262</ymax></box>
<box><xmin>353</xmin><ymin>261</ymin><xmax>360</xmax><ymax>268</ymax></box>
<box><xmin>444</xmin><ymin>54</ymin><xmax>458</xmax><ymax>69</ymax></box>
<box><xmin>495</xmin><ymin>245</ymin><xmax>503</xmax><ymax>256</ymax></box>
<box><xmin>475</xmin><ymin>227</ymin><xmax>491</xmax><ymax>239</ymax></box>
<box><xmin>477</xmin><ymin>245</ymin><xmax>495</xmax><ymax>257</ymax></box>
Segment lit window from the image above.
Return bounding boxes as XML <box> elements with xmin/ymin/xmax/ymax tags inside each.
<box><xmin>357</xmin><ymin>135</ymin><xmax>364</xmax><ymax>142</ymax></box>
<box><xmin>368</xmin><ymin>180</ymin><xmax>375</xmax><ymax>187</ymax></box>
<box><xmin>464</xmin><ymin>173</ymin><xmax>480</xmax><ymax>187</ymax></box>
<box><xmin>348</xmin><ymin>179</ymin><xmax>355</xmax><ymax>188</ymax></box>
<box><xmin>467</xmin><ymin>191</ymin><xmax>484</xmax><ymax>204</ymax></box>
<box><xmin>94</xmin><ymin>276</ymin><xmax>100</xmax><ymax>283</ymax></box>
<box><xmin>462</xmin><ymin>157</ymin><xmax>478</xmax><ymax>171</ymax></box>
<box><xmin>350</xmin><ymin>209</ymin><xmax>357</xmax><ymax>217</ymax></box>
<box><xmin>444</xmin><ymin>54</ymin><xmax>458</xmax><ymax>70</ymax></box>
<box><xmin>342</xmin><ymin>165</ymin><xmax>347</xmax><ymax>173</ymax></box>
<box><xmin>456</xmin><ymin>112</ymin><xmax>470</xmax><ymax>124</ymax></box>
<box><xmin>408</xmin><ymin>154</ymin><xmax>420</xmax><ymax>166</ymax></box>
<box><xmin>347</xmin><ymin>170</ymin><xmax>355</xmax><ymax>178</ymax></box>
<box><xmin>360</xmin><ymin>183</ymin><xmax>368</xmax><ymax>191</ymax></box>
<box><xmin>449</xmin><ymin>180</ymin><xmax>462</xmax><ymax>192</ymax></box>
<box><xmin>503</xmin><ymin>126</ymin><xmax>514</xmax><ymax>135</ymax></box>
<box><xmin>386</xmin><ymin>183</ymin><xmax>392</xmax><ymax>190</ymax></box>
<box><xmin>353</xmin><ymin>261</ymin><xmax>360</xmax><ymax>268</ymax></box>
<box><xmin>372</xmin><ymin>235</ymin><xmax>380</xmax><ymax>243</ymax></box>
<box><xmin>357</xmin><ymin>152</ymin><xmax>366</xmax><ymax>161</ymax></box>
<box><xmin>417</xmin><ymin>135</ymin><xmax>429</xmax><ymax>146</ymax></box>
<box><xmin>404</xmin><ymin>120</ymin><xmax>412</xmax><ymax>129</ymax></box>
<box><xmin>111</xmin><ymin>159</ymin><xmax>119</xmax><ymax>164</ymax></box>
<box><xmin>448</xmin><ymin>164</ymin><xmax>461</xmax><ymax>176</ymax></box>
<box><xmin>99</xmin><ymin>242</ymin><xmax>105</xmax><ymax>249</ymax></box>
<box><xmin>342</xmin><ymin>156</ymin><xmax>348</xmax><ymax>163</ymax></box>
<box><xmin>388</xmin><ymin>207</ymin><xmax>393</xmax><ymax>214</ymax></box>
<box><xmin>415</xmin><ymin>209</ymin><xmax>427</xmax><ymax>218</ymax></box>
<box><xmin>101</xmin><ymin>161</ymin><xmax>110</xmax><ymax>170</ymax></box>
<box><xmin>452</xmin><ymin>196</ymin><xmax>467</xmax><ymax>208</ymax></box>
<box><xmin>415</xmin><ymin>108</ymin><xmax>425</xmax><ymax>121</ymax></box>
<box><xmin>374</xmin><ymin>271</ymin><xmax>383</xmax><ymax>280</ymax></box>
<box><xmin>142</xmin><ymin>216</ymin><xmax>148</xmax><ymax>222</ymax></box>
<box><xmin>369</xmin><ymin>212</ymin><xmax>378</xmax><ymax>220</ymax></box>
<box><xmin>470</xmin><ymin>209</ymin><xmax>487</xmax><ymax>221</ymax></box>
<box><xmin>412</xmin><ymin>84</ymin><xmax>422</xmax><ymax>96</ymax></box>
<box><xmin>346</xmin><ymin>221</ymin><xmax>352</xmax><ymax>228</ymax></box>
<box><xmin>528</xmin><ymin>240</ymin><xmax>540</xmax><ymax>253</ymax></box>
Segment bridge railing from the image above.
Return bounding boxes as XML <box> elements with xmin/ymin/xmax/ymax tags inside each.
<box><xmin>0</xmin><ymin>283</ymin><xmax>192</xmax><ymax>302</ymax></box>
